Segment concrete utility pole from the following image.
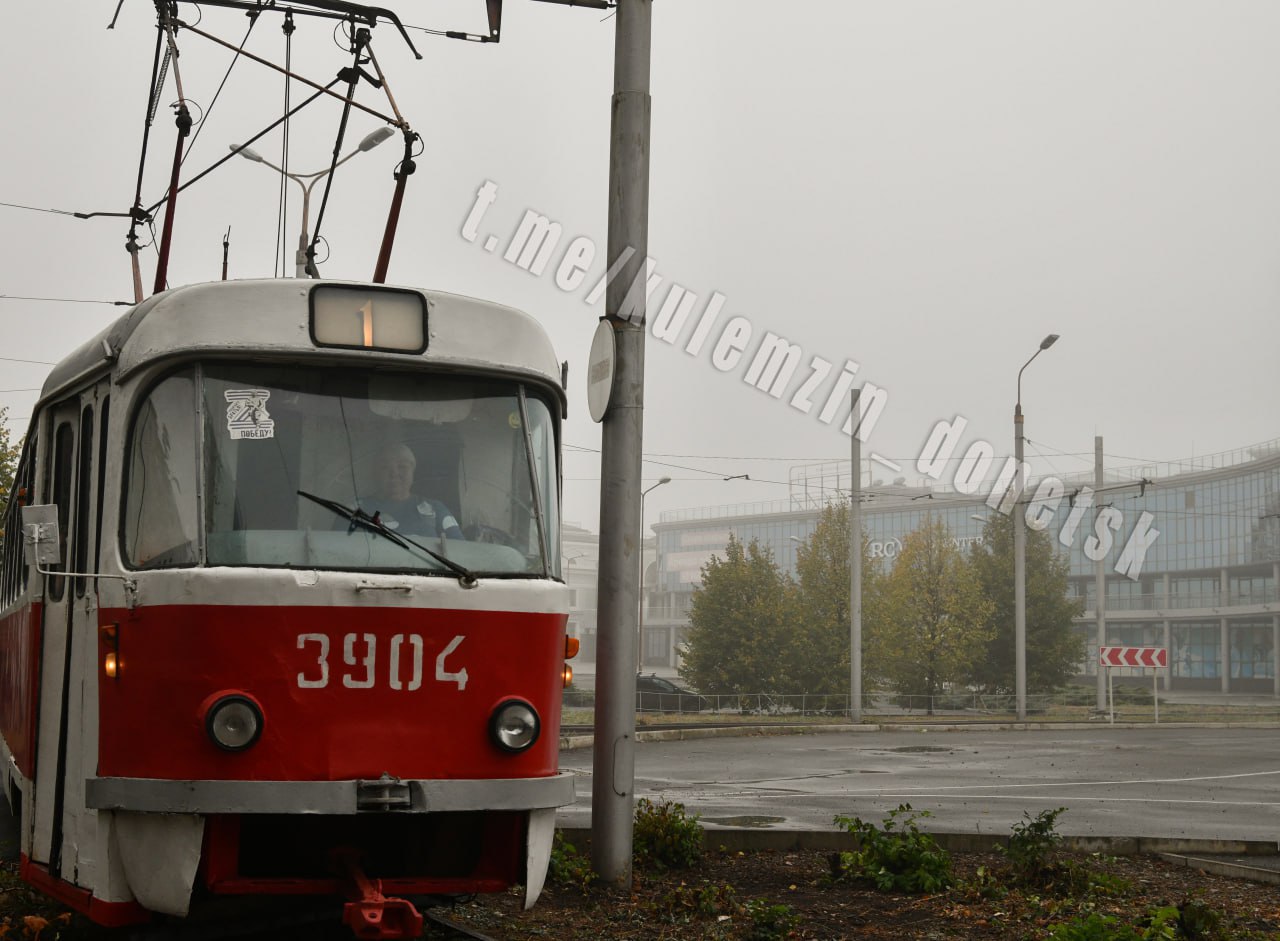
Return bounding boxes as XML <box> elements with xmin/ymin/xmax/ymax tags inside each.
<box><xmin>850</xmin><ymin>389</ymin><xmax>863</xmax><ymax>723</ymax></box>
<box><xmin>638</xmin><ymin>476</ymin><xmax>671</xmax><ymax>669</ymax></box>
<box><xmin>1014</xmin><ymin>333</ymin><xmax>1058</xmax><ymax>723</ymax></box>
<box><xmin>591</xmin><ymin>0</ymin><xmax>652</xmax><ymax>889</ymax></box>
<box><xmin>1095</xmin><ymin>436</ymin><xmax>1107</xmax><ymax>711</ymax></box>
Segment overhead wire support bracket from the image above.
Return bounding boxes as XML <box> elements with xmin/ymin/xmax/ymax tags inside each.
<box><xmin>527</xmin><ymin>0</ymin><xmax>612</xmax><ymax>8</ymax></box>
<box><xmin>178</xmin><ymin>0</ymin><xmax>424</xmax><ymax>58</ymax></box>
<box><xmin>177</xmin><ymin>19</ymin><xmax>396</xmax><ymax>124</ymax></box>
<box><xmin>440</xmin><ymin>0</ymin><xmax>504</xmax><ymax>43</ymax></box>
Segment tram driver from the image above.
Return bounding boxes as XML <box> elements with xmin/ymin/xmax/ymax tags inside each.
<box><xmin>367</xmin><ymin>442</ymin><xmax>464</xmax><ymax>539</ymax></box>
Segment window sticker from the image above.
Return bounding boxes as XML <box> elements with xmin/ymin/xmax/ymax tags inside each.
<box><xmin>224</xmin><ymin>389</ymin><xmax>275</xmax><ymax>440</ymax></box>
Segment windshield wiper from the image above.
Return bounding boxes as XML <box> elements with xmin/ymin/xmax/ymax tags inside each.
<box><xmin>296</xmin><ymin>489</ymin><xmax>478</xmax><ymax>587</ymax></box>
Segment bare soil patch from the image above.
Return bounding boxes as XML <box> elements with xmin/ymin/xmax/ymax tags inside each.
<box><xmin>444</xmin><ymin>850</ymin><xmax>1280</xmax><ymax>940</ymax></box>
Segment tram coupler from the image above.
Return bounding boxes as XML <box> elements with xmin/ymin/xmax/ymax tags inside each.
<box><xmin>333</xmin><ymin>849</ymin><xmax>424</xmax><ymax>941</ymax></box>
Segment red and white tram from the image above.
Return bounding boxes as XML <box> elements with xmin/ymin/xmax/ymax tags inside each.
<box><xmin>0</xmin><ymin>278</ymin><xmax>575</xmax><ymax>936</ymax></box>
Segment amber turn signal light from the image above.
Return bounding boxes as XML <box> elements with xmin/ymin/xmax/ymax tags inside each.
<box><xmin>564</xmin><ymin>636</ymin><xmax>580</xmax><ymax>660</ymax></box>
<box><xmin>101</xmin><ymin>623</ymin><xmax>120</xmax><ymax>680</ymax></box>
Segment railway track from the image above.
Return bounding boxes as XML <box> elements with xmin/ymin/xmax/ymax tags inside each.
<box><xmin>424</xmin><ymin>910</ymin><xmax>504</xmax><ymax>940</ymax></box>
<box><xmin>118</xmin><ymin>903</ymin><xmax>504</xmax><ymax>941</ymax></box>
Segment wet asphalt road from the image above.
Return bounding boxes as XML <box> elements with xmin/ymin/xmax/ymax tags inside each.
<box><xmin>556</xmin><ymin>726</ymin><xmax>1280</xmax><ymax>840</ymax></box>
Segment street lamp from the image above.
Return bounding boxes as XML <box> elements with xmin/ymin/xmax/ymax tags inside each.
<box><xmin>230</xmin><ymin>126</ymin><xmax>395</xmax><ymax>278</ymax></box>
<box><xmin>637</xmin><ymin>476</ymin><xmax>671</xmax><ymax>670</ymax></box>
<box><xmin>1014</xmin><ymin>333</ymin><xmax>1058</xmax><ymax>722</ymax></box>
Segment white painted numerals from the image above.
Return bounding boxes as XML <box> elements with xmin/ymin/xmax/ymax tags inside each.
<box><xmin>389</xmin><ymin>634</ymin><xmax>423</xmax><ymax>691</ymax></box>
<box><xmin>296</xmin><ymin>633</ymin><xmax>466</xmax><ymax>691</ymax></box>
<box><xmin>297</xmin><ymin>633</ymin><xmax>330</xmax><ymax>688</ymax></box>
<box><xmin>435</xmin><ymin>634</ymin><xmax>468</xmax><ymax>691</ymax></box>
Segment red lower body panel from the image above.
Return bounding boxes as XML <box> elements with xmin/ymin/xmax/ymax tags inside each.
<box><xmin>20</xmin><ymin>855</ymin><xmax>151</xmax><ymax>927</ymax></box>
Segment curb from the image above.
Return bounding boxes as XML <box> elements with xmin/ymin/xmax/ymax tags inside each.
<box><xmin>559</xmin><ymin>826</ymin><xmax>1278</xmax><ymax>858</ymax></box>
<box><xmin>1159</xmin><ymin>853</ymin><xmax>1280</xmax><ymax>886</ymax></box>
<box><xmin>557</xmin><ymin>826</ymin><xmax>1280</xmax><ymax>883</ymax></box>
<box><xmin>560</xmin><ymin>720</ymin><xmax>1280</xmax><ymax>750</ymax></box>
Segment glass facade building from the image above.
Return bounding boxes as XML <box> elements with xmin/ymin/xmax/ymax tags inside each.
<box><xmin>647</xmin><ymin>441</ymin><xmax>1280</xmax><ymax>694</ymax></box>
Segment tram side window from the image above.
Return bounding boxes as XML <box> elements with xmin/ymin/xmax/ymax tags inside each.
<box><xmin>124</xmin><ymin>371</ymin><xmax>200</xmax><ymax>569</ymax></box>
<box><xmin>48</xmin><ymin>423</ymin><xmax>75</xmax><ymax>601</ymax></box>
<box><xmin>93</xmin><ymin>397</ymin><xmax>109</xmax><ymax>577</ymax></box>
<box><xmin>75</xmin><ymin>405</ymin><xmax>94</xmax><ymax>597</ymax></box>
<box><xmin>1</xmin><ymin>460</ymin><xmax>15</xmax><ymax>607</ymax></box>
<box><xmin>525</xmin><ymin>395</ymin><xmax>561</xmax><ymax>575</ymax></box>
<box><xmin>0</xmin><ymin>491</ymin><xmax>11</xmax><ymax>607</ymax></box>
<box><xmin>1</xmin><ymin>441</ymin><xmax>34</xmax><ymax>608</ymax></box>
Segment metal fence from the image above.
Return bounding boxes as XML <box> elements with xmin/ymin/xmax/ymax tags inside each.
<box><xmin>562</xmin><ymin>688</ymin><xmax>1280</xmax><ymax>722</ymax></box>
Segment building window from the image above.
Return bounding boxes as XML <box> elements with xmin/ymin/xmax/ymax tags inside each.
<box><xmin>1172</xmin><ymin>624</ymin><xmax>1220</xmax><ymax>679</ymax></box>
<box><xmin>1230</xmin><ymin>624</ymin><xmax>1274</xmax><ymax>679</ymax></box>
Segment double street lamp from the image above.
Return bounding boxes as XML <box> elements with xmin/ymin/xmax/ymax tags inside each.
<box><xmin>1014</xmin><ymin>333</ymin><xmax>1059</xmax><ymax>722</ymax></box>
<box><xmin>230</xmin><ymin>126</ymin><xmax>395</xmax><ymax>278</ymax></box>
<box><xmin>637</xmin><ymin>476</ymin><xmax>671</xmax><ymax>670</ymax></box>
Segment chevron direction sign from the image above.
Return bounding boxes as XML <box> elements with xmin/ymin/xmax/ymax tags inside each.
<box><xmin>1099</xmin><ymin>646</ymin><xmax>1167</xmax><ymax>669</ymax></box>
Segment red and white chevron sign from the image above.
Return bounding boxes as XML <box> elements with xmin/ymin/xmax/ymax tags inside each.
<box><xmin>1099</xmin><ymin>646</ymin><xmax>1167</xmax><ymax>669</ymax></box>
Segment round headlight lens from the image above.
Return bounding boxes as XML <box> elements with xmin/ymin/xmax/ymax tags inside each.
<box><xmin>490</xmin><ymin>700</ymin><xmax>540</xmax><ymax>753</ymax></box>
<box><xmin>206</xmin><ymin>695</ymin><xmax>263</xmax><ymax>752</ymax></box>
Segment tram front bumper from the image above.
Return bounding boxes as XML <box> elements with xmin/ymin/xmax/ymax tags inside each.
<box><xmin>85</xmin><ymin>773</ymin><xmax>575</xmax><ymax>814</ymax></box>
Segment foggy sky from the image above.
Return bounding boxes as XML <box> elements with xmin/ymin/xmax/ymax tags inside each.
<box><xmin>3</xmin><ymin>0</ymin><xmax>1278</xmax><ymax>534</ymax></box>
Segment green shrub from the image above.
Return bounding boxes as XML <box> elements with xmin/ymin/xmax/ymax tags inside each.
<box><xmin>633</xmin><ymin>798</ymin><xmax>703</xmax><ymax>871</ymax></box>
<box><xmin>1049</xmin><ymin>905</ymin><xmax>1184</xmax><ymax>941</ymax></box>
<box><xmin>831</xmin><ymin>804</ymin><xmax>952</xmax><ymax>893</ymax></box>
<box><xmin>743</xmin><ymin>899</ymin><xmax>798</xmax><ymax>941</ymax></box>
<box><xmin>1175</xmin><ymin>900</ymin><xmax>1226</xmax><ymax>940</ymax></box>
<box><xmin>1047</xmin><ymin>911</ymin><xmax>1126</xmax><ymax>940</ymax></box>
<box><xmin>994</xmin><ymin>810</ymin><xmax>1131</xmax><ymax>897</ymax></box>
<box><xmin>1138</xmin><ymin>906</ymin><xmax>1181</xmax><ymax>940</ymax></box>
<box><xmin>1000</xmin><ymin>807</ymin><xmax>1067</xmax><ymax>883</ymax></box>
<box><xmin>654</xmin><ymin>882</ymin><xmax>737</xmax><ymax>922</ymax></box>
<box><xmin>547</xmin><ymin>831</ymin><xmax>595</xmax><ymax>892</ymax></box>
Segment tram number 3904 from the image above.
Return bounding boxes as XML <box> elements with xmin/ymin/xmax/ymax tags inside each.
<box><xmin>296</xmin><ymin>633</ymin><xmax>468</xmax><ymax>691</ymax></box>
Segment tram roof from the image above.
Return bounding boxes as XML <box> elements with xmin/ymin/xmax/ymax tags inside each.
<box><xmin>41</xmin><ymin>279</ymin><xmax>565</xmax><ymax>403</ymax></box>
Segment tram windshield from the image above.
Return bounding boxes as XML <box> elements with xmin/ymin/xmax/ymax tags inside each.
<box><xmin>123</xmin><ymin>364</ymin><xmax>561</xmax><ymax>577</ymax></box>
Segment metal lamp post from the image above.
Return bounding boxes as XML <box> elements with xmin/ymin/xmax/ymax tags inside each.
<box><xmin>637</xmin><ymin>476</ymin><xmax>671</xmax><ymax>670</ymax></box>
<box><xmin>1014</xmin><ymin>333</ymin><xmax>1058</xmax><ymax>722</ymax></box>
<box><xmin>230</xmin><ymin>126</ymin><xmax>394</xmax><ymax>278</ymax></box>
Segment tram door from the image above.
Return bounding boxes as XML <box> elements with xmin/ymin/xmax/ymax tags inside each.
<box><xmin>30</xmin><ymin>385</ymin><xmax>107</xmax><ymax>885</ymax></box>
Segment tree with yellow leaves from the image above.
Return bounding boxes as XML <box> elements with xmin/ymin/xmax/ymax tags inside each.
<box><xmin>877</xmin><ymin>515</ymin><xmax>993</xmax><ymax>713</ymax></box>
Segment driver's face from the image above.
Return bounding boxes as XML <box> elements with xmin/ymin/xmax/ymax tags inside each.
<box><xmin>378</xmin><ymin>446</ymin><xmax>416</xmax><ymax>501</ymax></box>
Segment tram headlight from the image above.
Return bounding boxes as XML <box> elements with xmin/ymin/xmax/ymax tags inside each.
<box><xmin>203</xmin><ymin>693</ymin><xmax>264</xmax><ymax>752</ymax></box>
<box><xmin>489</xmin><ymin>699</ymin><xmax>540</xmax><ymax>754</ymax></box>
